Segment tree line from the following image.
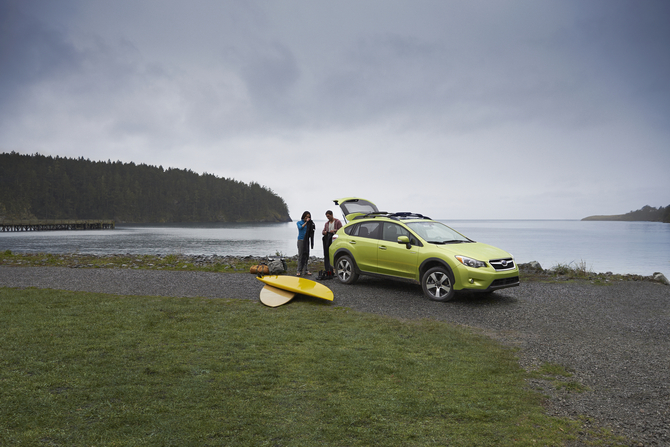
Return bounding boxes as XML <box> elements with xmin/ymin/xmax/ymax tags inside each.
<box><xmin>582</xmin><ymin>204</ymin><xmax>670</xmax><ymax>223</ymax></box>
<box><xmin>0</xmin><ymin>152</ymin><xmax>291</xmax><ymax>223</ymax></box>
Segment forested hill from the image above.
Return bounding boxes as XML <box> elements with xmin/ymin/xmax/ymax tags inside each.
<box><xmin>0</xmin><ymin>152</ymin><xmax>291</xmax><ymax>223</ymax></box>
<box><xmin>582</xmin><ymin>205</ymin><xmax>670</xmax><ymax>223</ymax></box>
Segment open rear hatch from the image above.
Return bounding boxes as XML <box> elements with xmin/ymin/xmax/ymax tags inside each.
<box><xmin>333</xmin><ymin>198</ymin><xmax>380</xmax><ymax>223</ymax></box>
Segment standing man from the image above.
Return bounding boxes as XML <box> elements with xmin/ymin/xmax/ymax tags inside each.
<box><xmin>322</xmin><ymin>210</ymin><xmax>343</xmax><ymax>274</ymax></box>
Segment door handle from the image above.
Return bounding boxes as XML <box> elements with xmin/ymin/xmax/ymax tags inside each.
<box><xmin>379</xmin><ymin>246</ymin><xmax>387</xmax><ymax>250</ymax></box>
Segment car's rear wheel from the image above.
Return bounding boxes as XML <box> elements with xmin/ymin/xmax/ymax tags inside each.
<box><xmin>335</xmin><ymin>254</ymin><xmax>359</xmax><ymax>284</ymax></box>
<box><xmin>422</xmin><ymin>266</ymin><xmax>456</xmax><ymax>301</ymax></box>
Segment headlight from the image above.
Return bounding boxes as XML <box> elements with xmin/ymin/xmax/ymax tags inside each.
<box><xmin>455</xmin><ymin>256</ymin><xmax>487</xmax><ymax>268</ymax></box>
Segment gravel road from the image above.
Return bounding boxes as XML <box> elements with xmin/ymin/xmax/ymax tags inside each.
<box><xmin>1</xmin><ymin>266</ymin><xmax>669</xmax><ymax>446</ymax></box>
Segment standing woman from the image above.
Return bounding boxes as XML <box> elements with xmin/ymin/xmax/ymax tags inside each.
<box><xmin>296</xmin><ymin>211</ymin><xmax>315</xmax><ymax>276</ymax></box>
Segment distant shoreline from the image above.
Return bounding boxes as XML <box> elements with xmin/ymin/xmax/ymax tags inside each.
<box><xmin>582</xmin><ymin>214</ymin><xmax>638</xmax><ymax>221</ymax></box>
<box><xmin>582</xmin><ymin>204</ymin><xmax>669</xmax><ymax>223</ymax></box>
<box><xmin>582</xmin><ymin>216</ymin><xmax>669</xmax><ymax>223</ymax></box>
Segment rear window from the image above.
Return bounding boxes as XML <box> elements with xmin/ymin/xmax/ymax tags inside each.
<box><xmin>339</xmin><ymin>199</ymin><xmax>378</xmax><ymax>216</ymax></box>
<box><xmin>350</xmin><ymin>221</ymin><xmax>381</xmax><ymax>239</ymax></box>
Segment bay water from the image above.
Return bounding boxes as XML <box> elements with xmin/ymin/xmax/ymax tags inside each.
<box><xmin>1</xmin><ymin>220</ymin><xmax>668</xmax><ymax>276</ymax></box>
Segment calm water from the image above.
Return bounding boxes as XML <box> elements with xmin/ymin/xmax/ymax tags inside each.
<box><xmin>1</xmin><ymin>220</ymin><xmax>668</xmax><ymax>276</ymax></box>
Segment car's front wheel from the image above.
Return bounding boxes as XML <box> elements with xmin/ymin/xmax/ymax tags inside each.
<box><xmin>335</xmin><ymin>254</ymin><xmax>359</xmax><ymax>285</ymax></box>
<box><xmin>421</xmin><ymin>266</ymin><xmax>456</xmax><ymax>301</ymax></box>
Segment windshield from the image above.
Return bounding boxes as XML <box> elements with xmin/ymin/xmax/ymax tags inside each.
<box><xmin>405</xmin><ymin>221</ymin><xmax>472</xmax><ymax>244</ymax></box>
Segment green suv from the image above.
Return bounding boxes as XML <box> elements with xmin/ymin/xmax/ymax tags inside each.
<box><xmin>329</xmin><ymin>198</ymin><xmax>519</xmax><ymax>301</ymax></box>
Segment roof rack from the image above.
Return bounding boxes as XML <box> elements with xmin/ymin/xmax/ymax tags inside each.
<box><xmin>390</xmin><ymin>212</ymin><xmax>432</xmax><ymax>220</ymax></box>
<box><xmin>351</xmin><ymin>212</ymin><xmax>388</xmax><ymax>220</ymax></box>
<box><xmin>351</xmin><ymin>212</ymin><xmax>432</xmax><ymax>221</ymax></box>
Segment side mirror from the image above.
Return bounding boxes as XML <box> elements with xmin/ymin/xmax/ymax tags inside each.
<box><xmin>397</xmin><ymin>236</ymin><xmax>411</xmax><ymax>249</ymax></box>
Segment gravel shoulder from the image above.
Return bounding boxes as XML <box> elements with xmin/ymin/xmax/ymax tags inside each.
<box><xmin>1</xmin><ymin>266</ymin><xmax>669</xmax><ymax>445</ymax></box>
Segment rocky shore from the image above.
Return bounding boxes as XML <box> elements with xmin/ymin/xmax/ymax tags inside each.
<box><xmin>2</xmin><ymin>251</ymin><xmax>668</xmax><ymax>285</ymax></box>
<box><xmin>516</xmin><ymin>261</ymin><xmax>670</xmax><ymax>286</ymax></box>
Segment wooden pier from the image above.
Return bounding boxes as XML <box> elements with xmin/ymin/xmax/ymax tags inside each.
<box><xmin>0</xmin><ymin>220</ymin><xmax>115</xmax><ymax>232</ymax></box>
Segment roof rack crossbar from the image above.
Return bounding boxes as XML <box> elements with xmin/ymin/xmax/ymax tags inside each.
<box><xmin>351</xmin><ymin>212</ymin><xmax>390</xmax><ymax>220</ymax></box>
<box><xmin>351</xmin><ymin>212</ymin><xmax>431</xmax><ymax>221</ymax></box>
<box><xmin>389</xmin><ymin>212</ymin><xmax>432</xmax><ymax>220</ymax></box>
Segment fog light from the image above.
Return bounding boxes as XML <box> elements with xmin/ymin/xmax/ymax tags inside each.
<box><xmin>469</xmin><ymin>278</ymin><xmax>475</xmax><ymax>284</ymax></box>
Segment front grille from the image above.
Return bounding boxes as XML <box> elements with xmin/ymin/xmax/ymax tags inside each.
<box><xmin>489</xmin><ymin>258</ymin><xmax>515</xmax><ymax>271</ymax></box>
<box><xmin>490</xmin><ymin>276</ymin><xmax>520</xmax><ymax>288</ymax></box>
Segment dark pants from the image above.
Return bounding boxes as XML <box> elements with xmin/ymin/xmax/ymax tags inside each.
<box><xmin>297</xmin><ymin>239</ymin><xmax>310</xmax><ymax>274</ymax></box>
<box><xmin>322</xmin><ymin>233</ymin><xmax>334</xmax><ymax>272</ymax></box>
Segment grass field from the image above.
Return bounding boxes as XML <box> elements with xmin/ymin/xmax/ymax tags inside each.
<box><xmin>0</xmin><ymin>287</ymin><xmax>625</xmax><ymax>446</ymax></box>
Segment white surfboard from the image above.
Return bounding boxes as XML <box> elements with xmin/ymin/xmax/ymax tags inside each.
<box><xmin>259</xmin><ymin>284</ymin><xmax>296</xmax><ymax>307</ymax></box>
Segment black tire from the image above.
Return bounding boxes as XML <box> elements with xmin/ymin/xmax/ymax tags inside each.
<box><xmin>421</xmin><ymin>266</ymin><xmax>456</xmax><ymax>301</ymax></box>
<box><xmin>335</xmin><ymin>254</ymin><xmax>359</xmax><ymax>285</ymax></box>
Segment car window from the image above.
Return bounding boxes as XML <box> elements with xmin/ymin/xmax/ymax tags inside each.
<box><xmin>382</xmin><ymin>222</ymin><xmax>409</xmax><ymax>242</ymax></box>
<box><xmin>405</xmin><ymin>221</ymin><xmax>471</xmax><ymax>244</ymax></box>
<box><xmin>340</xmin><ymin>199</ymin><xmax>378</xmax><ymax>216</ymax></box>
<box><xmin>353</xmin><ymin>221</ymin><xmax>381</xmax><ymax>239</ymax></box>
<box><xmin>382</xmin><ymin>222</ymin><xmax>421</xmax><ymax>245</ymax></box>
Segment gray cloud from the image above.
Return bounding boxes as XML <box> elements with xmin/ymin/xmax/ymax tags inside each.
<box><xmin>0</xmin><ymin>0</ymin><xmax>81</xmax><ymax>106</ymax></box>
<box><xmin>1</xmin><ymin>0</ymin><xmax>668</xmax><ymax>219</ymax></box>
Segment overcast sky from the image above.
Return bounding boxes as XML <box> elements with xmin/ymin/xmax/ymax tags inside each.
<box><xmin>2</xmin><ymin>0</ymin><xmax>669</xmax><ymax>220</ymax></box>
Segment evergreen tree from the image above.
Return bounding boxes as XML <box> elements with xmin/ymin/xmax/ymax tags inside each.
<box><xmin>0</xmin><ymin>152</ymin><xmax>291</xmax><ymax>223</ymax></box>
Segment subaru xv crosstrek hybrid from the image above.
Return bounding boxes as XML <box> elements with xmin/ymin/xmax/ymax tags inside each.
<box><xmin>329</xmin><ymin>198</ymin><xmax>519</xmax><ymax>301</ymax></box>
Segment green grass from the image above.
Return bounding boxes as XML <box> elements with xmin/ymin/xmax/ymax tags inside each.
<box><xmin>537</xmin><ymin>362</ymin><xmax>574</xmax><ymax>377</ymax></box>
<box><xmin>551</xmin><ymin>261</ymin><xmax>593</xmax><ymax>278</ymax></box>
<box><xmin>530</xmin><ymin>362</ymin><xmax>590</xmax><ymax>394</ymax></box>
<box><xmin>0</xmin><ymin>288</ymin><xmax>625</xmax><ymax>446</ymax></box>
<box><xmin>0</xmin><ymin>251</ymin><xmax>309</xmax><ymax>274</ymax></box>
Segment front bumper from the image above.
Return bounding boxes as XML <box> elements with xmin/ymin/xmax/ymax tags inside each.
<box><xmin>453</xmin><ymin>266</ymin><xmax>520</xmax><ymax>292</ymax></box>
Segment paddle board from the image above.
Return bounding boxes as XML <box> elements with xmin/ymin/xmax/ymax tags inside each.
<box><xmin>259</xmin><ymin>284</ymin><xmax>296</xmax><ymax>307</ymax></box>
<box><xmin>256</xmin><ymin>275</ymin><xmax>334</xmax><ymax>302</ymax></box>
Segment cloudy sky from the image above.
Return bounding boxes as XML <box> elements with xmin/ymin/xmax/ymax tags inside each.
<box><xmin>2</xmin><ymin>0</ymin><xmax>669</xmax><ymax>220</ymax></box>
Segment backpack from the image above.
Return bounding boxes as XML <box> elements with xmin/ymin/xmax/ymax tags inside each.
<box><xmin>268</xmin><ymin>258</ymin><xmax>287</xmax><ymax>274</ymax></box>
<box><xmin>250</xmin><ymin>264</ymin><xmax>269</xmax><ymax>274</ymax></box>
<box><xmin>316</xmin><ymin>270</ymin><xmax>334</xmax><ymax>280</ymax></box>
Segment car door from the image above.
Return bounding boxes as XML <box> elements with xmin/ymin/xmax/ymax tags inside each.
<box><xmin>377</xmin><ymin>222</ymin><xmax>419</xmax><ymax>278</ymax></box>
<box><xmin>347</xmin><ymin>221</ymin><xmax>382</xmax><ymax>273</ymax></box>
